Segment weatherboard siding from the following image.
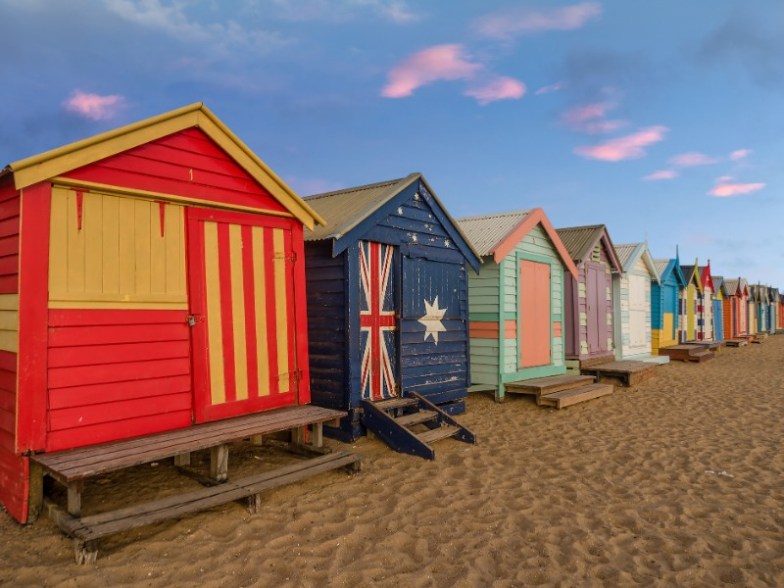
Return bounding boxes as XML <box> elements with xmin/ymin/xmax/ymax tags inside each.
<box><xmin>467</xmin><ymin>223</ymin><xmax>567</xmax><ymax>395</ymax></box>
<box><xmin>305</xmin><ymin>241</ymin><xmax>347</xmax><ymax>411</ymax></box>
<box><xmin>63</xmin><ymin>128</ymin><xmax>288</xmax><ymax>214</ymax></box>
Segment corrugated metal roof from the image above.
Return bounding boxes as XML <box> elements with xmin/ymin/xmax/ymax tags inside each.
<box><xmin>724</xmin><ymin>278</ymin><xmax>739</xmax><ymax>295</ymax></box>
<box><xmin>303</xmin><ymin>174</ymin><xmax>416</xmax><ymax>241</ymax></box>
<box><xmin>653</xmin><ymin>258</ymin><xmax>671</xmax><ymax>276</ymax></box>
<box><xmin>613</xmin><ymin>243</ymin><xmax>639</xmax><ymax>268</ymax></box>
<box><xmin>680</xmin><ymin>264</ymin><xmax>696</xmax><ymax>280</ymax></box>
<box><xmin>555</xmin><ymin>224</ymin><xmax>606</xmax><ymax>263</ymax></box>
<box><xmin>456</xmin><ymin>209</ymin><xmax>532</xmax><ymax>257</ymax></box>
<box><xmin>713</xmin><ymin>275</ymin><xmax>724</xmax><ymax>291</ymax></box>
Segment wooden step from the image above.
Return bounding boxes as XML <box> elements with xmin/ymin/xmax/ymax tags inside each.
<box><xmin>537</xmin><ymin>383</ymin><xmax>614</xmax><ymax>409</ymax></box>
<box><xmin>417</xmin><ymin>425</ymin><xmax>459</xmax><ymax>444</ymax></box>
<box><xmin>505</xmin><ymin>374</ymin><xmax>595</xmax><ymax>396</ymax></box>
<box><xmin>394</xmin><ymin>410</ymin><xmax>437</xmax><ymax>427</ymax></box>
<box><xmin>373</xmin><ymin>397</ymin><xmax>419</xmax><ymax>411</ymax></box>
<box><xmin>580</xmin><ymin>360</ymin><xmax>657</xmax><ymax>387</ymax></box>
<box><xmin>725</xmin><ymin>339</ymin><xmax>748</xmax><ymax>347</ymax></box>
<box><xmin>687</xmin><ymin>350</ymin><xmax>714</xmax><ymax>362</ymax></box>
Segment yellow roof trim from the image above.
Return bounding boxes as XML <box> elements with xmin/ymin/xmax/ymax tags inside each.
<box><xmin>8</xmin><ymin>103</ymin><xmax>325</xmax><ymax>229</ymax></box>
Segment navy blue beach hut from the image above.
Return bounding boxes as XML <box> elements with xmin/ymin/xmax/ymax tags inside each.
<box><xmin>303</xmin><ymin>173</ymin><xmax>480</xmax><ymax>457</ymax></box>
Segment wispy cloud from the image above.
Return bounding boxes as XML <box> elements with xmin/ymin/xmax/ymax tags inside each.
<box><xmin>266</xmin><ymin>0</ymin><xmax>421</xmax><ymax>24</ymax></box>
<box><xmin>476</xmin><ymin>2</ymin><xmax>602</xmax><ymax>41</ymax></box>
<box><xmin>63</xmin><ymin>90</ymin><xmax>125</xmax><ymax>120</ymax></box>
<box><xmin>560</xmin><ymin>100</ymin><xmax>627</xmax><ymax>134</ymax></box>
<box><xmin>574</xmin><ymin>126</ymin><xmax>668</xmax><ymax>162</ymax></box>
<box><xmin>465</xmin><ymin>76</ymin><xmax>526</xmax><ymax>105</ymax></box>
<box><xmin>708</xmin><ymin>176</ymin><xmax>766</xmax><ymax>197</ymax></box>
<box><xmin>106</xmin><ymin>0</ymin><xmax>284</xmax><ymax>52</ymax></box>
<box><xmin>669</xmin><ymin>152</ymin><xmax>718</xmax><ymax>167</ymax></box>
<box><xmin>381</xmin><ymin>44</ymin><xmax>482</xmax><ymax>98</ymax></box>
<box><xmin>729</xmin><ymin>148</ymin><xmax>752</xmax><ymax>161</ymax></box>
<box><xmin>535</xmin><ymin>81</ymin><xmax>566</xmax><ymax>95</ymax></box>
<box><xmin>643</xmin><ymin>169</ymin><xmax>678</xmax><ymax>181</ymax></box>
<box><xmin>381</xmin><ymin>44</ymin><xmax>524</xmax><ymax>104</ymax></box>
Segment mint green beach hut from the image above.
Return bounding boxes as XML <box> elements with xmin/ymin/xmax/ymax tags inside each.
<box><xmin>457</xmin><ymin>208</ymin><xmax>578</xmax><ymax>402</ymax></box>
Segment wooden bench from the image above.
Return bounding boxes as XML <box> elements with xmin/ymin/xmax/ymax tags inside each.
<box><xmin>31</xmin><ymin>405</ymin><xmax>362</xmax><ymax>563</ymax></box>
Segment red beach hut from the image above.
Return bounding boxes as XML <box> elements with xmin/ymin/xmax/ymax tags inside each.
<box><xmin>0</xmin><ymin>104</ymin><xmax>357</xmax><ymax>529</ymax></box>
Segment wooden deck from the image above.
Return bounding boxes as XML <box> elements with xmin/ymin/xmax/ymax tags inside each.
<box><xmin>725</xmin><ymin>339</ymin><xmax>749</xmax><ymax>347</ymax></box>
<box><xmin>31</xmin><ymin>405</ymin><xmax>361</xmax><ymax>563</ymax></box>
<box><xmin>686</xmin><ymin>340</ymin><xmax>725</xmax><ymax>351</ymax></box>
<box><xmin>504</xmin><ymin>374</ymin><xmax>612</xmax><ymax>409</ymax></box>
<box><xmin>580</xmin><ymin>360</ymin><xmax>658</xmax><ymax>387</ymax></box>
<box><xmin>658</xmin><ymin>344</ymin><xmax>714</xmax><ymax>363</ymax></box>
<box><xmin>537</xmin><ymin>383</ymin><xmax>614</xmax><ymax>409</ymax></box>
<box><xmin>505</xmin><ymin>374</ymin><xmax>595</xmax><ymax>396</ymax></box>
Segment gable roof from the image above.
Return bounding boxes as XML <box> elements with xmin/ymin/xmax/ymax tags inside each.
<box><xmin>456</xmin><ymin>208</ymin><xmax>577</xmax><ymax>277</ymax></box>
<box><xmin>613</xmin><ymin>242</ymin><xmax>660</xmax><ymax>283</ymax></box>
<box><xmin>713</xmin><ymin>275</ymin><xmax>725</xmax><ymax>294</ymax></box>
<box><xmin>698</xmin><ymin>264</ymin><xmax>715</xmax><ymax>293</ymax></box>
<box><xmin>1</xmin><ymin>103</ymin><xmax>324</xmax><ymax>230</ymax></box>
<box><xmin>303</xmin><ymin>172</ymin><xmax>480</xmax><ymax>269</ymax></box>
<box><xmin>679</xmin><ymin>259</ymin><xmax>703</xmax><ymax>293</ymax></box>
<box><xmin>555</xmin><ymin>224</ymin><xmax>623</xmax><ymax>273</ymax></box>
<box><xmin>653</xmin><ymin>258</ymin><xmax>687</xmax><ymax>287</ymax></box>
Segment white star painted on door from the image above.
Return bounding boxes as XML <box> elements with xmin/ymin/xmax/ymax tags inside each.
<box><xmin>418</xmin><ymin>296</ymin><xmax>447</xmax><ymax>344</ymax></box>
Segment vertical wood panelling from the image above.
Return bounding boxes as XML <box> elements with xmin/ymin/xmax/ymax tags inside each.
<box><xmin>190</xmin><ymin>210</ymin><xmax>299</xmax><ymax>423</ymax></box>
<box><xmin>49</xmin><ymin>187</ymin><xmax>186</xmax><ymax>308</ymax></box>
<box><xmin>17</xmin><ymin>182</ymin><xmax>51</xmax><ymax>453</ymax></box>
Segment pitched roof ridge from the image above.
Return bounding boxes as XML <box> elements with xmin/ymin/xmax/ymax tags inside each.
<box><xmin>303</xmin><ymin>174</ymin><xmax>414</xmax><ymax>200</ymax></box>
<box><xmin>458</xmin><ymin>208</ymin><xmax>533</xmax><ymax>222</ymax></box>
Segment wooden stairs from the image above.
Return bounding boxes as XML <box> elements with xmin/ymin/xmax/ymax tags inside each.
<box><xmin>361</xmin><ymin>392</ymin><xmax>476</xmax><ymax>460</ymax></box>
<box><xmin>752</xmin><ymin>332</ymin><xmax>768</xmax><ymax>344</ymax></box>
<box><xmin>504</xmin><ymin>374</ymin><xmax>613</xmax><ymax>409</ymax></box>
<box><xmin>658</xmin><ymin>344</ymin><xmax>714</xmax><ymax>362</ymax></box>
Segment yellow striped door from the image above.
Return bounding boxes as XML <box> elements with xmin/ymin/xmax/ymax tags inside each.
<box><xmin>188</xmin><ymin>208</ymin><xmax>299</xmax><ymax>422</ymax></box>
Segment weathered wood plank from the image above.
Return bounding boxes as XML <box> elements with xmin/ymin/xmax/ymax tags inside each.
<box><xmin>32</xmin><ymin>405</ymin><xmax>345</xmax><ymax>482</ymax></box>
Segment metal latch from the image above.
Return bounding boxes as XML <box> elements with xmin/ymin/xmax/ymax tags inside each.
<box><xmin>187</xmin><ymin>315</ymin><xmax>198</xmax><ymax>327</ymax></box>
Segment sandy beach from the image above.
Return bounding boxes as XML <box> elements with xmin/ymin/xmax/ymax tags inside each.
<box><xmin>2</xmin><ymin>336</ymin><xmax>783</xmax><ymax>587</ymax></box>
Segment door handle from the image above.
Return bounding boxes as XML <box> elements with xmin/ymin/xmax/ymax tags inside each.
<box><xmin>187</xmin><ymin>315</ymin><xmax>199</xmax><ymax>327</ymax></box>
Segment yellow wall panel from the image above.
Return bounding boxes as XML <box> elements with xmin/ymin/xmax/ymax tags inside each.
<box><xmin>49</xmin><ymin>186</ymin><xmax>187</xmax><ymax>309</ymax></box>
<box><xmin>0</xmin><ymin>294</ymin><xmax>19</xmax><ymax>353</ymax></box>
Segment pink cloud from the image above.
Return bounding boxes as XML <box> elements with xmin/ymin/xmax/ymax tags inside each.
<box><xmin>708</xmin><ymin>178</ymin><xmax>766</xmax><ymax>197</ymax></box>
<box><xmin>560</xmin><ymin>101</ymin><xmax>627</xmax><ymax>134</ymax></box>
<box><xmin>381</xmin><ymin>44</ymin><xmax>482</xmax><ymax>98</ymax></box>
<box><xmin>729</xmin><ymin>148</ymin><xmax>751</xmax><ymax>161</ymax></box>
<box><xmin>579</xmin><ymin>119</ymin><xmax>628</xmax><ymax>134</ymax></box>
<box><xmin>476</xmin><ymin>2</ymin><xmax>602</xmax><ymax>40</ymax></box>
<box><xmin>643</xmin><ymin>169</ymin><xmax>678</xmax><ymax>181</ymax></box>
<box><xmin>465</xmin><ymin>76</ymin><xmax>526</xmax><ymax>105</ymax></box>
<box><xmin>63</xmin><ymin>90</ymin><xmax>125</xmax><ymax>120</ymax></box>
<box><xmin>669</xmin><ymin>152</ymin><xmax>718</xmax><ymax>167</ymax></box>
<box><xmin>574</xmin><ymin>126</ymin><xmax>669</xmax><ymax>162</ymax></box>
<box><xmin>535</xmin><ymin>81</ymin><xmax>565</xmax><ymax>95</ymax></box>
<box><xmin>561</xmin><ymin>102</ymin><xmax>614</xmax><ymax>124</ymax></box>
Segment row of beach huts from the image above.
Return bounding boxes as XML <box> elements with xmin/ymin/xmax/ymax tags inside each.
<box><xmin>0</xmin><ymin>104</ymin><xmax>780</xmax><ymax>562</ymax></box>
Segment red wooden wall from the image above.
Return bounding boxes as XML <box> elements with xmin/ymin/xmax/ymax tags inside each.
<box><xmin>46</xmin><ymin>310</ymin><xmax>192</xmax><ymax>451</ymax></box>
<box><xmin>64</xmin><ymin>128</ymin><xmax>288</xmax><ymax>213</ymax></box>
<box><xmin>0</xmin><ymin>177</ymin><xmax>25</xmax><ymax>521</ymax></box>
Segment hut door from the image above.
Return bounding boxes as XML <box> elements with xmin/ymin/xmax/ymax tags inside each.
<box><xmin>188</xmin><ymin>209</ymin><xmax>299</xmax><ymax>423</ymax></box>
<box><xmin>519</xmin><ymin>260</ymin><xmax>551</xmax><ymax>367</ymax></box>
<box><xmin>628</xmin><ymin>274</ymin><xmax>648</xmax><ymax>352</ymax></box>
<box><xmin>586</xmin><ymin>263</ymin><xmax>607</xmax><ymax>353</ymax></box>
<box><xmin>359</xmin><ymin>241</ymin><xmax>398</xmax><ymax>402</ymax></box>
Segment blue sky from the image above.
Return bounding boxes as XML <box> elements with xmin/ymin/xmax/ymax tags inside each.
<box><xmin>1</xmin><ymin>0</ymin><xmax>782</xmax><ymax>286</ymax></box>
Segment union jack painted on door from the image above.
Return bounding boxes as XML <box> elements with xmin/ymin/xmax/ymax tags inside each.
<box><xmin>359</xmin><ymin>241</ymin><xmax>398</xmax><ymax>401</ymax></box>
